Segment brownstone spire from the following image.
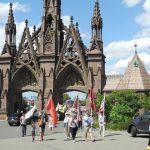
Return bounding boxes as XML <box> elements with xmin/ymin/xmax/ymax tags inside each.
<box><xmin>2</xmin><ymin>3</ymin><xmax>16</xmax><ymax>56</ymax></box>
<box><xmin>91</xmin><ymin>0</ymin><xmax>103</xmax><ymax>41</ymax></box>
<box><xmin>5</xmin><ymin>3</ymin><xmax>16</xmax><ymax>45</ymax></box>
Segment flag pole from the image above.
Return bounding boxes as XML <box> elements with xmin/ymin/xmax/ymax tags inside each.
<box><xmin>103</xmin><ymin>93</ymin><xmax>106</xmax><ymax>137</ymax></box>
<box><xmin>42</xmin><ymin>95</ymin><xmax>52</xmax><ymax>120</ymax></box>
<box><xmin>90</xmin><ymin>89</ymin><xmax>93</xmax><ymax>130</ymax></box>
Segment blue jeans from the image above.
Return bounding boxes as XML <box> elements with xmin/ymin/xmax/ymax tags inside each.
<box><xmin>21</xmin><ymin>124</ymin><xmax>26</xmax><ymax>137</ymax></box>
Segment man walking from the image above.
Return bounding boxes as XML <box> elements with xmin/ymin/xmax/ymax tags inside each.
<box><xmin>20</xmin><ymin>112</ymin><xmax>27</xmax><ymax>137</ymax></box>
<box><xmin>83</xmin><ymin>111</ymin><xmax>95</xmax><ymax>142</ymax></box>
<box><xmin>98</xmin><ymin>111</ymin><xmax>105</xmax><ymax>137</ymax></box>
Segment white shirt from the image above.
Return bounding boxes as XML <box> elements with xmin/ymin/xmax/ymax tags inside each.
<box><xmin>83</xmin><ymin>115</ymin><xmax>93</xmax><ymax>127</ymax></box>
<box><xmin>20</xmin><ymin>115</ymin><xmax>27</xmax><ymax>125</ymax></box>
<box><xmin>98</xmin><ymin>114</ymin><xmax>105</xmax><ymax>125</ymax></box>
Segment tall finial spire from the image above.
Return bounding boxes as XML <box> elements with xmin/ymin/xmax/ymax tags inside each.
<box><xmin>7</xmin><ymin>3</ymin><xmax>15</xmax><ymax>24</ymax></box>
<box><xmin>5</xmin><ymin>3</ymin><xmax>16</xmax><ymax>46</ymax></box>
<box><xmin>134</xmin><ymin>42</ymin><xmax>138</xmax><ymax>53</ymax></box>
<box><xmin>91</xmin><ymin>0</ymin><xmax>103</xmax><ymax>41</ymax></box>
<box><xmin>25</xmin><ymin>19</ymin><xmax>28</xmax><ymax>27</ymax></box>
<box><xmin>2</xmin><ymin>3</ymin><xmax>17</xmax><ymax>56</ymax></box>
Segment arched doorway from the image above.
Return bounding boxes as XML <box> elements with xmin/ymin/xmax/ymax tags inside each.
<box><xmin>54</xmin><ymin>64</ymin><xmax>87</xmax><ymax>104</ymax></box>
<box><xmin>8</xmin><ymin>66</ymin><xmax>39</xmax><ymax>114</ymax></box>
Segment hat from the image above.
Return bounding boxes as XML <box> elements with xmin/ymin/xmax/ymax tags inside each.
<box><xmin>65</xmin><ymin>112</ymin><xmax>69</xmax><ymax>115</ymax></box>
<box><xmin>38</xmin><ymin>113</ymin><xmax>42</xmax><ymax>116</ymax></box>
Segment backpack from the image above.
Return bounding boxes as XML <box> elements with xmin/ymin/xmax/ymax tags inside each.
<box><xmin>38</xmin><ymin>120</ymin><xmax>44</xmax><ymax>127</ymax></box>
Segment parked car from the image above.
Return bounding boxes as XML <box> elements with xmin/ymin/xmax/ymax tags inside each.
<box><xmin>8</xmin><ymin>112</ymin><xmax>48</xmax><ymax>126</ymax></box>
<box><xmin>127</xmin><ymin>111</ymin><xmax>150</xmax><ymax>137</ymax></box>
<box><xmin>7</xmin><ymin>113</ymin><xmax>21</xmax><ymax>126</ymax></box>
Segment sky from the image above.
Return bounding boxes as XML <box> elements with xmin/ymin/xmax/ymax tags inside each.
<box><xmin>0</xmin><ymin>0</ymin><xmax>150</xmax><ymax>98</ymax></box>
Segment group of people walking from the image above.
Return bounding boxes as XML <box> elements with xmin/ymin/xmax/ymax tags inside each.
<box><xmin>63</xmin><ymin>109</ymin><xmax>105</xmax><ymax>142</ymax></box>
<box><xmin>20</xmin><ymin>112</ymin><xmax>53</xmax><ymax>142</ymax></box>
<box><xmin>19</xmin><ymin>109</ymin><xmax>105</xmax><ymax>143</ymax></box>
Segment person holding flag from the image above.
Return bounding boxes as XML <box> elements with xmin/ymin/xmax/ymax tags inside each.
<box><xmin>98</xmin><ymin>111</ymin><xmax>105</xmax><ymax>137</ymax></box>
<box><xmin>20</xmin><ymin>112</ymin><xmax>27</xmax><ymax>137</ymax></box>
<box><xmin>83</xmin><ymin>111</ymin><xmax>95</xmax><ymax>142</ymax></box>
<box><xmin>98</xmin><ymin>95</ymin><xmax>106</xmax><ymax>137</ymax></box>
<box><xmin>45</xmin><ymin>96</ymin><xmax>58</xmax><ymax>127</ymax></box>
<box><xmin>38</xmin><ymin>113</ymin><xmax>46</xmax><ymax>141</ymax></box>
<box><xmin>72</xmin><ymin>95</ymin><xmax>82</xmax><ymax>129</ymax></box>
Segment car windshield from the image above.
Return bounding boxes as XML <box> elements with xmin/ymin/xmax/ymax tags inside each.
<box><xmin>142</xmin><ymin>112</ymin><xmax>150</xmax><ymax>119</ymax></box>
<box><xmin>10</xmin><ymin>113</ymin><xmax>20</xmax><ymax>117</ymax></box>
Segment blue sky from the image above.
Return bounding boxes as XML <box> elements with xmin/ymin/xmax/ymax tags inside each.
<box><xmin>0</xmin><ymin>0</ymin><xmax>150</xmax><ymax>98</ymax></box>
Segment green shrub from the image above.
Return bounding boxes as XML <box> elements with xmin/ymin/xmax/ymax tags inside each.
<box><xmin>106</xmin><ymin>122</ymin><xmax>129</xmax><ymax>130</ymax></box>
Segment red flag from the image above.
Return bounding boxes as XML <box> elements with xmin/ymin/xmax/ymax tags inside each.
<box><xmin>72</xmin><ymin>96</ymin><xmax>79</xmax><ymax>109</ymax></box>
<box><xmin>46</xmin><ymin>98</ymin><xmax>58</xmax><ymax>125</ymax></box>
<box><xmin>87</xmin><ymin>89</ymin><xmax>97</xmax><ymax>112</ymax></box>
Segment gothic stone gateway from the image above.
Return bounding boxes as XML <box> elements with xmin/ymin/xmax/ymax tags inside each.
<box><xmin>0</xmin><ymin>0</ymin><xmax>106</xmax><ymax>118</ymax></box>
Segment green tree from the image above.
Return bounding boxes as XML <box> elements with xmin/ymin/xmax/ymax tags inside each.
<box><xmin>143</xmin><ymin>95</ymin><xmax>150</xmax><ymax>111</ymax></box>
<box><xmin>63</xmin><ymin>93</ymin><xmax>71</xmax><ymax>104</ymax></box>
<box><xmin>107</xmin><ymin>90</ymin><xmax>144</xmax><ymax>123</ymax></box>
<box><xmin>94</xmin><ymin>90</ymin><xmax>147</xmax><ymax>130</ymax></box>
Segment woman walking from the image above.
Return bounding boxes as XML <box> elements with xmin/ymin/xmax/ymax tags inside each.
<box><xmin>31</xmin><ymin>118</ymin><xmax>36</xmax><ymax>142</ymax></box>
<box><xmin>68</xmin><ymin>112</ymin><xmax>78</xmax><ymax>143</ymax></box>
<box><xmin>38</xmin><ymin>113</ymin><xmax>46</xmax><ymax>141</ymax></box>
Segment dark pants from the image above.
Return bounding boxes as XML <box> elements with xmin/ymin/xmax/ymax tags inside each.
<box><xmin>78</xmin><ymin>121</ymin><xmax>82</xmax><ymax>129</ymax></box>
<box><xmin>69</xmin><ymin>127</ymin><xmax>78</xmax><ymax>140</ymax></box>
<box><xmin>21</xmin><ymin>124</ymin><xmax>26</xmax><ymax>137</ymax></box>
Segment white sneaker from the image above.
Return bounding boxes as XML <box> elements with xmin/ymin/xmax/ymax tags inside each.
<box><xmin>73</xmin><ymin>140</ymin><xmax>76</xmax><ymax>143</ymax></box>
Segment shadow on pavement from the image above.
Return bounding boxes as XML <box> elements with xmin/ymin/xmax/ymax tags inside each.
<box><xmin>105</xmin><ymin>133</ymin><xmax>122</xmax><ymax>137</ymax></box>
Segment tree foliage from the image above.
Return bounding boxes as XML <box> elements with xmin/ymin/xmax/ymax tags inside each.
<box><xmin>63</xmin><ymin>93</ymin><xmax>71</xmax><ymax>103</ymax></box>
<box><xmin>95</xmin><ymin>90</ymin><xmax>147</xmax><ymax>128</ymax></box>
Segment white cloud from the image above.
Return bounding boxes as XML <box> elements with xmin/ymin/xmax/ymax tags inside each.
<box><xmin>0</xmin><ymin>2</ymin><xmax>29</xmax><ymax>23</ymax></box>
<box><xmin>122</xmin><ymin>0</ymin><xmax>142</xmax><ymax>7</ymax></box>
<box><xmin>81</xmin><ymin>32</ymin><xmax>90</xmax><ymax>39</ymax></box>
<box><xmin>105</xmin><ymin>38</ymin><xmax>150</xmax><ymax>74</ymax></box>
<box><xmin>0</xmin><ymin>25</ymin><xmax>5</xmax><ymax>52</ymax></box>
<box><xmin>136</xmin><ymin>12</ymin><xmax>150</xmax><ymax>27</ymax></box>
<box><xmin>135</xmin><ymin>27</ymin><xmax>150</xmax><ymax>38</ymax></box>
<box><xmin>62</xmin><ymin>16</ymin><xmax>70</xmax><ymax>27</ymax></box>
<box><xmin>106</xmin><ymin>51</ymin><xmax>150</xmax><ymax>75</ymax></box>
<box><xmin>106</xmin><ymin>56</ymin><xmax>131</xmax><ymax>75</ymax></box>
<box><xmin>135</xmin><ymin>0</ymin><xmax>150</xmax><ymax>37</ymax></box>
<box><xmin>104</xmin><ymin>38</ymin><xmax>150</xmax><ymax>60</ymax></box>
<box><xmin>143</xmin><ymin>0</ymin><xmax>150</xmax><ymax>12</ymax></box>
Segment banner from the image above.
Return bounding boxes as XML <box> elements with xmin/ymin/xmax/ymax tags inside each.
<box><xmin>46</xmin><ymin>98</ymin><xmax>58</xmax><ymax>125</ymax></box>
<box><xmin>99</xmin><ymin>94</ymin><xmax>105</xmax><ymax>113</ymax></box>
<box><xmin>87</xmin><ymin>89</ymin><xmax>97</xmax><ymax>112</ymax></box>
<box><xmin>25</xmin><ymin>105</ymin><xmax>36</xmax><ymax>119</ymax></box>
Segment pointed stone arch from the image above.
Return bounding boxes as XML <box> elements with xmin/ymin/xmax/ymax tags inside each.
<box><xmin>11</xmin><ymin>66</ymin><xmax>38</xmax><ymax>92</ymax></box>
<box><xmin>54</xmin><ymin>63</ymin><xmax>86</xmax><ymax>104</ymax></box>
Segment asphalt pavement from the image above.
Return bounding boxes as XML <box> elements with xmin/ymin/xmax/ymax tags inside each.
<box><xmin>0</xmin><ymin>120</ymin><xmax>149</xmax><ymax>150</ymax></box>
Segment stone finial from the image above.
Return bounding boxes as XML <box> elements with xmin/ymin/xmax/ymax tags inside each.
<box><xmin>25</xmin><ymin>19</ymin><xmax>28</xmax><ymax>27</ymax></box>
<box><xmin>33</xmin><ymin>25</ymin><xmax>36</xmax><ymax>32</ymax></box>
<box><xmin>10</xmin><ymin>3</ymin><xmax>13</xmax><ymax>9</ymax></box>
<box><xmin>70</xmin><ymin>16</ymin><xmax>73</xmax><ymax>24</ymax></box>
<box><xmin>75</xmin><ymin>22</ymin><xmax>78</xmax><ymax>29</ymax></box>
<box><xmin>134</xmin><ymin>42</ymin><xmax>137</xmax><ymax>53</ymax></box>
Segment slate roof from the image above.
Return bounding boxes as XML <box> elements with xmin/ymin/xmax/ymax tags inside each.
<box><xmin>104</xmin><ymin>51</ymin><xmax>150</xmax><ymax>92</ymax></box>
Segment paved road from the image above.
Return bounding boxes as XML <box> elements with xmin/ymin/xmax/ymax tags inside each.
<box><xmin>0</xmin><ymin>121</ymin><xmax>149</xmax><ymax>150</ymax></box>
